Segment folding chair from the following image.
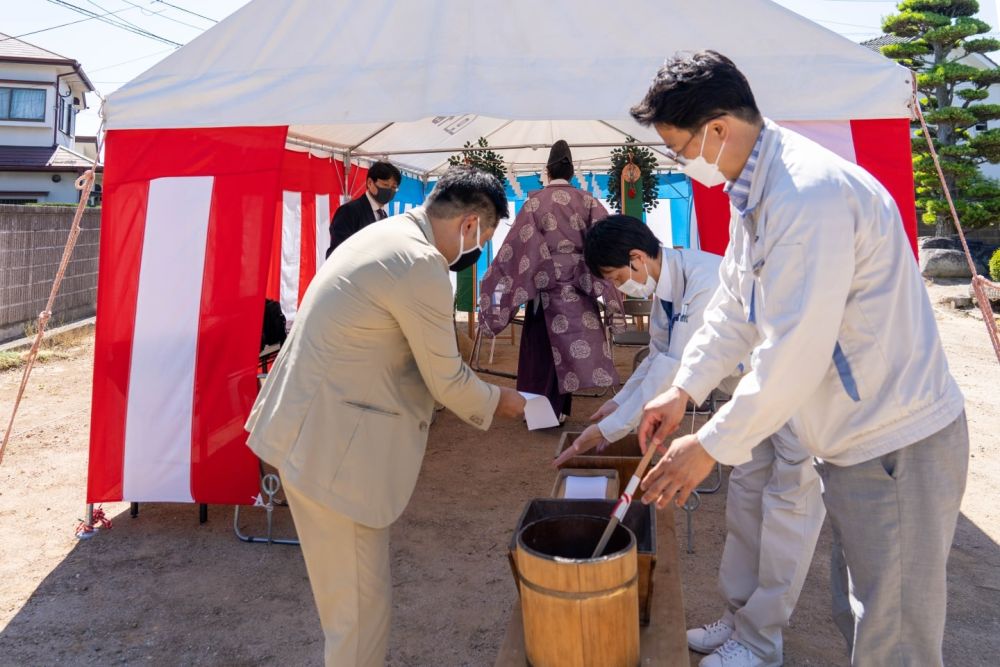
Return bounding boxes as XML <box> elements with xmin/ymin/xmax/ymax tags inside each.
<box><xmin>604</xmin><ymin>298</ymin><xmax>653</xmax><ymax>384</ymax></box>
<box><xmin>232</xmin><ymin>369</ymin><xmax>299</xmax><ymax>545</ymax></box>
<box><xmin>467</xmin><ymin>304</ymin><xmax>524</xmax><ymax>380</ymax></box>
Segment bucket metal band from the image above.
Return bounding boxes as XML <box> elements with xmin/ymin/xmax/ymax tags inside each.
<box><xmin>518</xmin><ymin>572</ymin><xmax>638</xmax><ymax>600</ymax></box>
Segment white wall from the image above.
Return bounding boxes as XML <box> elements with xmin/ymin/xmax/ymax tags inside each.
<box><xmin>0</xmin><ymin>61</ymin><xmax>87</xmax><ymax>149</ymax></box>
<box><xmin>0</xmin><ymin>171</ymin><xmax>85</xmax><ymax>203</ymax></box>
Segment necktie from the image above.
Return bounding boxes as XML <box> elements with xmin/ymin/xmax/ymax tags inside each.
<box><xmin>377</xmin><ymin>208</ymin><xmax>387</xmax><ymax>220</ymax></box>
<box><xmin>660</xmin><ymin>299</ymin><xmax>675</xmax><ymax>339</ymax></box>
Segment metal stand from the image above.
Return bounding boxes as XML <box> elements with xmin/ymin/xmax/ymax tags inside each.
<box><xmin>130</xmin><ymin>502</ymin><xmax>138</xmax><ymax>518</ymax></box>
<box><xmin>468</xmin><ymin>322</ymin><xmax>517</xmax><ymax>379</ymax></box>
<box><xmin>233</xmin><ymin>473</ymin><xmax>299</xmax><ymax>546</ymax></box>
<box><xmin>696</xmin><ymin>463</ymin><xmax>724</xmax><ymax>494</ymax></box>
<box><xmin>199</xmin><ymin>504</ymin><xmax>208</xmax><ymax>524</ymax></box>
<box><xmin>691</xmin><ymin>392</ymin><xmax>725</xmax><ymax>495</ymax></box>
<box><xmin>681</xmin><ymin>491</ymin><xmax>701</xmax><ymax>554</ymax></box>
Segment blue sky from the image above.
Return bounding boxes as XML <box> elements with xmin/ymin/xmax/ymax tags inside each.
<box><xmin>3</xmin><ymin>0</ymin><xmax>998</xmax><ymax>135</ymax></box>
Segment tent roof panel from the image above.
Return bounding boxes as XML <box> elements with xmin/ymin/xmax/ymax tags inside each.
<box><xmin>106</xmin><ymin>0</ymin><xmax>913</xmax><ymax>133</ymax></box>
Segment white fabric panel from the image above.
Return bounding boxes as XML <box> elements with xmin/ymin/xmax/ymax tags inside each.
<box><xmin>106</xmin><ymin>0</ymin><xmax>912</xmax><ymax>132</ymax></box>
<box><xmin>280</xmin><ymin>191</ymin><xmax>302</xmax><ymax>322</ymax></box>
<box><xmin>779</xmin><ymin>121</ymin><xmax>857</xmax><ymax>163</ymax></box>
<box><xmin>646</xmin><ymin>202</ymin><xmax>672</xmax><ymax>248</ymax></box>
<box><xmin>315</xmin><ymin>193</ymin><xmax>330</xmax><ymax>268</ymax></box>
<box><xmin>123</xmin><ymin>176</ymin><xmax>214</xmax><ymax>502</ymax></box>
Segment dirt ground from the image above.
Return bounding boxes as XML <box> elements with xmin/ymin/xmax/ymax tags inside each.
<box><xmin>1</xmin><ymin>282</ymin><xmax>998</xmax><ymax>666</ymax></box>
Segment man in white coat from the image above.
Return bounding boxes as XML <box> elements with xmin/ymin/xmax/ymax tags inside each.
<box><xmin>634</xmin><ymin>51</ymin><xmax>967</xmax><ymax>667</ymax></box>
<box><xmin>556</xmin><ymin>215</ymin><xmax>825</xmax><ymax>667</ymax></box>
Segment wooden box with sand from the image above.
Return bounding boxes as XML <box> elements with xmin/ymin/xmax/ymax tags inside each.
<box><xmin>554</xmin><ymin>432</ymin><xmax>659</xmax><ymax>491</ymax></box>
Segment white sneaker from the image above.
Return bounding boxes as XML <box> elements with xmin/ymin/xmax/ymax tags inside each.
<box><xmin>687</xmin><ymin>617</ymin><xmax>734</xmax><ymax>653</ymax></box>
<box><xmin>699</xmin><ymin>639</ymin><xmax>765</xmax><ymax>667</ymax></box>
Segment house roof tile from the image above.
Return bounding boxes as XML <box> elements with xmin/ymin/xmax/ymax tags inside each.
<box><xmin>0</xmin><ymin>145</ymin><xmax>100</xmax><ymax>171</ymax></box>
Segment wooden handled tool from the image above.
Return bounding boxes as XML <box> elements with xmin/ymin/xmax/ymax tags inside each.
<box><xmin>591</xmin><ymin>440</ymin><xmax>660</xmax><ymax>558</ymax></box>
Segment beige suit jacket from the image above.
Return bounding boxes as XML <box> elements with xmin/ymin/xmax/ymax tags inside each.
<box><xmin>246</xmin><ymin>208</ymin><xmax>500</xmax><ymax>528</ymax></box>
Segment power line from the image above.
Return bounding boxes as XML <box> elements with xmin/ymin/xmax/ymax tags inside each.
<box><xmin>84</xmin><ymin>0</ymin><xmax>152</xmax><ymax>34</ymax></box>
<box><xmin>120</xmin><ymin>0</ymin><xmax>206</xmax><ymax>31</ymax></box>
<box><xmin>152</xmin><ymin>0</ymin><xmax>218</xmax><ymax>24</ymax></box>
<box><xmin>44</xmin><ymin>0</ymin><xmax>183</xmax><ymax>47</ymax></box>
<box><xmin>0</xmin><ymin>5</ymin><xmax>139</xmax><ymax>43</ymax></box>
<box><xmin>45</xmin><ymin>0</ymin><xmax>181</xmax><ymax>46</ymax></box>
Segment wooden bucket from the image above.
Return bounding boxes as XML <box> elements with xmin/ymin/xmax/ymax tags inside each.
<box><xmin>516</xmin><ymin>515</ymin><xmax>640</xmax><ymax>667</ymax></box>
<box><xmin>508</xmin><ymin>499</ymin><xmax>657</xmax><ymax>626</ymax></box>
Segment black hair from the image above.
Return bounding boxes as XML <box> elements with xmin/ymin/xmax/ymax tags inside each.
<box><xmin>584</xmin><ymin>214</ymin><xmax>661</xmax><ymax>277</ymax></box>
<box><xmin>546</xmin><ymin>139</ymin><xmax>574</xmax><ymax>180</ymax></box>
<box><xmin>630</xmin><ymin>50</ymin><xmax>761</xmax><ymax>130</ymax></box>
<box><xmin>367</xmin><ymin>160</ymin><xmax>402</xmax><ymax>184</ymax></box>
<box><xmin>425</xmin><ymin>165</ymin><xmax>509</xmax><ymax>227</ymax></box>
<box><xmin>547</xmin><ymin>158</ymin><xmax>574</xmax><ymax>181</ymax></box>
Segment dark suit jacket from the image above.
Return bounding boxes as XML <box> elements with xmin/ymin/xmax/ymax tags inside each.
<box><xmin>326</xmin><ymin>195</ymin><xmax>378</xmax><ymax>257</ymax></box>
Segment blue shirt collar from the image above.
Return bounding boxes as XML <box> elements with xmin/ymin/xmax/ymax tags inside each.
<box><xmin>724</xmin><ymin>126</ymin><xmax>765</xmax><ymax>216</ymax></box>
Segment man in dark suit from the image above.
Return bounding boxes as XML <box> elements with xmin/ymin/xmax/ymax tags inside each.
<box><xmin>326</xmin><ymin>160</ymin><xmax>402</xmax><ymax>257</ymax></box>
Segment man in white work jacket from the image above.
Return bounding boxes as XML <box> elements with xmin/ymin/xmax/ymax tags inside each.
<box><xmin>556</xmin><ymin>215</ymin><xmax>825</xmax><ymax>667</ymax></box>
<box><xmin>633</xmin><ymin>51</ymin><xmax>967</xmax><ymax>667</ymax></box>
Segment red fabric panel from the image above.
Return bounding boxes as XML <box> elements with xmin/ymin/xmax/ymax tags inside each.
<box><xmin>299</xmin><ymin>192</ymin><xmax>317</xmax><ymax>301</ymax></box>
<box><xmin>190</xmin><ymin>164</ymin><xmax>283</xmax><ymax>504</ymax></box>
<box><xmin>850</xmin><ymin>119</ymin><xmax>918</xmax><ymax>257</ymax></box>
<box><xmin>87</xmin><ymin>126</ymin><xmax>287</xmax><ymax>505</ymax></box>
<box><xmin>690</xmin><ymin>181</ymin><xmax>731</xmax><ymax>256</ymax></box>
<box><xmin>87</xmin><ymin>175</ymin><xmax>149</xmax><ymax>502</ymax></box>
<box><xmin>280</xmin><ymin>150</ymin><xmax>312</xmax><ymax>192</ymax></box>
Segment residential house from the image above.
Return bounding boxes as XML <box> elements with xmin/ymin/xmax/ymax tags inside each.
<box><xmin>0</xmin><ymin>32</ymin><xmax>99</xmax><ymax>205</ymax></box>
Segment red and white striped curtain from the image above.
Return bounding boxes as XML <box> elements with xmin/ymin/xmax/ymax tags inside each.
<box><xmin>692</xmin><ymin>119</ymin><xmax>917</xmax><ymax>256</ymax></box>
<box><xmin>264</xmin><ymin>151</ymin><xmax>367</xmax><ymax>323</ymax></box>
<box><xmin>87</xmin><ymin>126</ymin><xmax>287</xmax><ymax>505</ymax></box>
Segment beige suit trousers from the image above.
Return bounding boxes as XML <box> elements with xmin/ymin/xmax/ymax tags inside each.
<box><xmin>284</xmin><ymin>478</ymin><xmax>391</xmax><ymax>667</ymax></box>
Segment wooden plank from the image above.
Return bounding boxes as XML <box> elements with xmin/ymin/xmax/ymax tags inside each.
<box><xmin>495</xmin><ymin>505</ymin><xmax>688</xmax><ymax>667</ymax></box>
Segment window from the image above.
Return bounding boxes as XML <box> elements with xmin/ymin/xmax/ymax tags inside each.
<box><xmin>0</xmin><ymin>198</ymin><xmax>38</xmax><ymax>204</ymax></box>
<box><xmin>57</xmin><ymin>95</ymin><xmax>74</xmax><ymax>135</ymax></box>
<box><xmin>976</xmin><ymin>121</ymin><xmax>989</xmax><ymax>132</ymax></box>
<box><xmin>0</xmin><ymin>87</ymin><xmax>46</xmax><ymax>121</ymax></box>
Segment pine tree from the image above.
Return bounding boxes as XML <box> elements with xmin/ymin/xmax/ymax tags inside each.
<box><xmin>882</xmin><ymin>0</ymin><xmax>1000</xmax><ymax>234</ymax></box>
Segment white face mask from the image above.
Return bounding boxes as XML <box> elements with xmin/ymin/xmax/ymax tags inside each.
<box><xmin>677</xmin><ymin>126</ymin><xmax>727</xmax><ymax>188</ymax></box>
<box><xmin>617</xmin><ymin>260</ymin><xmax>656</xmax><ymax>298</ymax></box>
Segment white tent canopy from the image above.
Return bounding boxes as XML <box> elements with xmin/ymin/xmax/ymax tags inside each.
<box><xmin>105</xmin><ymin>0</ymin><xmax>913</xmax><ymax>178</ymax></box>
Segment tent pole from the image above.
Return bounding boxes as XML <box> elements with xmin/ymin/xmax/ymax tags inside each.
<box><xmin>350</xmin><ymin>140</ymin><xmax>668</xmax><ymax>158</ymax></box>
<box><xmin>343</xmin><ymin>151</ymin><xmax>352</xmax><ymax>204</ymax></box>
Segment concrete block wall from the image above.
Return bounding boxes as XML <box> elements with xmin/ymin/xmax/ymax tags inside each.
<box><xmin>0</xmin><ymin>204</ymin><xmax>100</xmax><ymax>342</ymax></box>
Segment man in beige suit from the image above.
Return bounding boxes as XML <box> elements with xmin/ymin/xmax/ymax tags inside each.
<box><xmin>246</xmin><ymin>166</ymin><xmax>526</xmax><ymax>666</ymax></box>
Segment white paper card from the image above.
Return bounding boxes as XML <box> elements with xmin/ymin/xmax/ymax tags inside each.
<box><xmin>519</xmin><ymin>391</ymin><xmax>560</xmax><ymax>430</ymax></box>
<box><xmin>564</xmin><ymin>475</ymin><xmax>608</xmax><ymax>499</ymax></box>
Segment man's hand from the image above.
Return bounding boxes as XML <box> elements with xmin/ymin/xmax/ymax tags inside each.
<box><xmin>588</xmin><ymin>400</ymin><xmax>619</xmax><ymax>422</ymax></box>
<box><xmin>494</xmin><ymin>386</ymin><xmax>527</xmax><ymax>419</ymax></box>
<box><xmin>637</xmin><ymin>386</ymin><xmax>691</xmax><ymax>454</ymax></box>
<box><xmin>640</xmin><ymin>433</ymin><xmax>717</xmax><ymax>508</ymax></box>
<box><xmin>552</xmin><ymin>424</ymin><xmax>610</xmax><ymax>468</ymax></box>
